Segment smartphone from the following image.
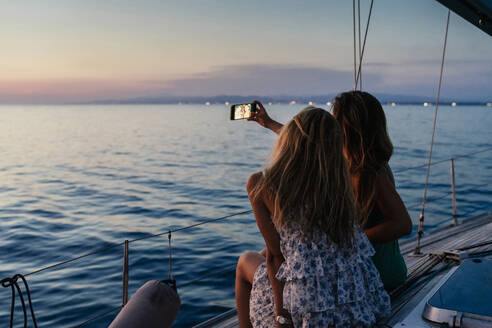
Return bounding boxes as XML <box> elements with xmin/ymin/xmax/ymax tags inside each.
<box><xmin>230</xmin><ymin>103</ymin><xmax>257</xmax><ymax>120</ymax></box>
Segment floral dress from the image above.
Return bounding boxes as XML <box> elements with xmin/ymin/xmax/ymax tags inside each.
<box><xmin>249</xmin><ymin>223</ymin><xmax>391</xmax><ymax>327</ymax></box>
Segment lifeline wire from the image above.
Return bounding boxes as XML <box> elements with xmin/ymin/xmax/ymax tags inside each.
<box><xmin>414</xmin><ymin>9</ymin><xmax>451</xmax><ymax>254</ymax></box>
<box><xmin>393</xmin><ymin>146</ymin><xmax>492</xmax><ymax>174</ymax></box>
<box><xmin>6</xmin><ymin>142</ymin><xmax>490</xmax><ymax>281</ymax></box>
<box><xmin>13</xmin><ymin>209</ymin><xmax>252</xmax><ymax>279</ymax></box>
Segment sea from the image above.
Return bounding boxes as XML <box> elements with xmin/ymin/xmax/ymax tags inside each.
<box><xmin>0</xmin><ymin>103</ymin><xmax>491</xmax><ymax>327</ymax></box>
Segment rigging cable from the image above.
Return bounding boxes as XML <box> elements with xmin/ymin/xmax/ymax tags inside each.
<box><xmin>414</xmin><ymin>9</ymin><xmax>451</xmax><ymax>255</ymax></box>
<box><xmin>358</xmin><ymin>0</ymin><xmax>362</xmax><ymax>90</ymax></box>
<box><xmin>355</xmin><ymin>0</ymin><xmax>374</xmax><ymax>89</ymax></box>
<box><xmin>353</xmin><ymin>0</ymin><xmax>357</xmax><ymax>89</ymax></box>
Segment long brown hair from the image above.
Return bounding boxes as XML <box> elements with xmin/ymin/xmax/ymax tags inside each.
<box><xmin>253</xmin><ymin>107</ymin><xmax>358</xmax><ymax>247</ymax></box>
<box><xmin>332</xmin><ymin>91</ymin><xmax>393</xmax><ymax>225</ymax></box>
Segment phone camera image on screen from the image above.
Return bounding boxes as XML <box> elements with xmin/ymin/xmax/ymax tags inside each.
<box><xmin>230</xmin><ymin>103</ymin><xmax>256</xmax><ymax>120</ymax></box>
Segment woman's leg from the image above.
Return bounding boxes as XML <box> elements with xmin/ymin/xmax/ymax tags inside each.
<box><xmin>235</xmin><ymin>251</ymin><xmax>265</xmax><ymax>328</ymax></box>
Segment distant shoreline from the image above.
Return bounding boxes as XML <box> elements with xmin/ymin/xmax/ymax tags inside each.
<box><xmin>1</xmin><ymin>102</ymin><xmax>490</xmax><ymax>107</ymax></box>
<box><xmin>1</xmin><ymin>94</ymin><xmax>490</xmax><ymax>107</ymax></box>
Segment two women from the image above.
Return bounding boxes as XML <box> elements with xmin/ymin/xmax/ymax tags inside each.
<box><xmin>249</xmin><ymin>91</ymin><xmax>412</xmax><ymax>289</ymax></box>
<box><xmin>236</xmin><ymin>92</ymin><xmax>411</xmax><ymax>327</ymax></box>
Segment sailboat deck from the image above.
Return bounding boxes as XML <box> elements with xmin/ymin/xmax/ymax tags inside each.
<box><xmin>196</xmin><ymin>212</ymin><xmax>492</xmax><ymax>328</ymax></box>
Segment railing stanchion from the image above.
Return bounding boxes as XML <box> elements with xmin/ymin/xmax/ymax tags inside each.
<box><xmin>450</xmin><ymin>158</ymin><xmax>458</xmax><ymax>226</ymax></box>
<box><xmin>122</xmin><ymin>240</ymin><xmax>129</xmax><ymax>307</ymax></box>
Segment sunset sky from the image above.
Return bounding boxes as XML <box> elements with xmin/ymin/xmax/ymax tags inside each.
<box><xmin>1</xmin><ymin>0</ymin><xmax>491</xmax><ymax>103</ymax></box>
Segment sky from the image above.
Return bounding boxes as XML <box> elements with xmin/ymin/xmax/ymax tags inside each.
<box><xmin>0</xmin><ymin>0</ymin><xmax>491</xmax><ymax>104</ymax></box>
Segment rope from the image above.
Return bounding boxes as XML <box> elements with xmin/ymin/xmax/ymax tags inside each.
<box><xmin>390</xmin><ymin>259</ymin><xmax>452</xmax><ymax>316</ymax></box>
<box><xmin>355</xmin><ymin>0</ymin><xmax>374</xmax><ymax>89</ymax></box>
<box><xmin>414</xmin><ymin>9</ymin><xmax>451</xmax><ymax>254</ymax></box>
<box><xmin>358</xmin><ymin>0</ymin><xmax>362</xmax><ymax>90</ymax></box>
<box><xmin>353</xmin><ymin>0</ymin><xmax>357</xmax><ymax>89</ymax></box>
<box><xmin>1</xmin><ymin>274</ymin><xmax>38</xmax><ymax>328</ymax></box>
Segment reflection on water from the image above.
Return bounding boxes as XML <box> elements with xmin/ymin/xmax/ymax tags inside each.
<box><xmin>0</xmin><ymin>104</ymin><xmax>491</xmax><ymax>326</ymax></box>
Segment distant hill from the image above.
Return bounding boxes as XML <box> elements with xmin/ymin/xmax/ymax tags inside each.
<box><xmin>87</xmin><ymin>94</ymin><xmax>488</xmax><ymax>106</ymax></box>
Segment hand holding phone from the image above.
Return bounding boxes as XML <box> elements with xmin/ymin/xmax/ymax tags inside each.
<box><xmin>247</xmin><ymin>101</ymin><xmax>283</xmax><ymax>134</ymax></box>
<box><xmin>230</xmin><ymin>103</ymin><xmax>257</xmax><ymax>120</ymax></box>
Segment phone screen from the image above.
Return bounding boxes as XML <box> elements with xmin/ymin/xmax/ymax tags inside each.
<box><xmin>230</xmin><ymin>103</ymin><xmax>256</xmax><ymax>120</ymax></box>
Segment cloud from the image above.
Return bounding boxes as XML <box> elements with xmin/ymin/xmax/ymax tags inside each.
<box><xmin>0</xmin><ymin>79</ymin><xmax>164</xmax><ymax>104</ymax></box>
<box><xmin>362</xmin><ymin>59</ymin><xmax>492</xmax><ymax>100</ymax></box>
<box><xmin>0</xmin><ymin>62</ymin><xmax>490</xmax><ymax>103</ymax></box>
<box><xmin>157</xmin><ymin>64</ymin><xmax>384</xmax><ymax>97</ymax></box>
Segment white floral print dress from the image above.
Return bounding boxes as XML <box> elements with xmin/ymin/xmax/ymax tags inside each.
<box><xmin>249</xmin><ymin>223</ymin><xmax>391</xmax><ymax>327</ymax></box>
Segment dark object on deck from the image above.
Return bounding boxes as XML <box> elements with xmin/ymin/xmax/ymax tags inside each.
<box><xmin>109</xmin><ymin>280</ymin><xmax>180</xmax><ymax>328</ymax></box>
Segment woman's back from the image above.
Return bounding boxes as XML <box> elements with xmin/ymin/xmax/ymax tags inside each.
<box><xmin>250</xmin><ymin>220</ymin><xmax>391</xmax><ymax>327</ymax></box>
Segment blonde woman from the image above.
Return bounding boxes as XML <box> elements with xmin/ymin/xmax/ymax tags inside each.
<box><xmin>235</xmin><ymin>107</ymin><xmax>390</xmax><ymax>327</ymax></box>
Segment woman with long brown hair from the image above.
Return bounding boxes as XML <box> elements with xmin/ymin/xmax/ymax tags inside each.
<box><xmin>235</xmin><ymin>107</ymin><xmax>390</xmax><ymax>327</ymax></box>
<box><xmin>249</xmin><ymin>92</ymin><xmax>412</xmax><ymax>290</ymax></box>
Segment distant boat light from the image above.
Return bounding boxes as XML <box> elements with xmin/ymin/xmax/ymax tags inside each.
<box><xmin>290</xmin><ymin>100</ymin><xmax>296</xmax><ymax>105</ymax></box>
<box><xmin>326</xmin><ymin>102</ymin><xmax>332</xmax><ymax>106</ymax></box>
<box><xmin>451</xmin><ymin>102</ymin><xmax>457</xmax><ymax>107</ymax></box>
<box><xmin>391</xmin><ymin>102</ymin><xmax>396</xmax><ymax>107</ymax></box>
<box><xmin>225</xmin><ymin>101</ymin><xmax>230</xmax><ymax>106</ymax></box>
<box><xmin>205</xmin><ymin>101</ymin><xmax>211</xmax><ymax>106</ymax></box>
<box><xmin>308</xmin><ymin>101</ymin><xmax>313</xmax><ymax>105</ymax></box>
<box><xmin>268</xmin><ymin>102</ymin><xmax>273</xmax><ymax>106</ymax></box>
<box><xmin>424</xmin><ymin>102</ymin><xmax>429</xmax><ymax>107</ymax></box>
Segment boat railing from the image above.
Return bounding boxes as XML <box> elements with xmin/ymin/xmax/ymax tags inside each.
<box><xmin>2</xmin><ymin>147</ymin><xmax>491</xmax><ymax>327</ymax></box>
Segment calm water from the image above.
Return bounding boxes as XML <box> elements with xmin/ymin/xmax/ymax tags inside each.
<box><xmin>0</xmin><ymin>104</ymin><xmax>491</xmax><ymax>327</ymax></box>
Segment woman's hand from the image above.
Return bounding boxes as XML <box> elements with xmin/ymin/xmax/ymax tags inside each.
<box><xmin>274</xmin><ymin>311</ymin><xmax>294</xmax><ymax>328</ymax></box>
<box><xmin>248</xmin><ymin>100</ymin><xmax>283</xmax><ymax>134</ymax></box>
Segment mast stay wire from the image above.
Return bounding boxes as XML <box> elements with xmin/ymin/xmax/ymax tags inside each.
<box><xmin>355</xmin><ymin>0</ymin><xmax>374</xmax><ymax>90</ymax></box>
<box><xmin>358</xmin><ymin>0</ymin><xmax>362</xmax><ymax>90</ymax></box>
<box><xmin>353</xmin><ymin>0</ymin><xmax>357</xmax><ymax>89</ymax></box>
<box><xmin>352</xmin><ymin>0</ymin><xmax>375</xmax><ymax>90</ymax></box>
<box><xmin>414</xmin><ymin>9</ymin><xmax>451</xmax><ymax>255</ymax></box>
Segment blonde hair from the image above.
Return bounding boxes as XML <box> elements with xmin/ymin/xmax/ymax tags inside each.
<box><xmin>253</xmin><ymin>107</ymin><xmax>358</xmax><ymax>247</ymax></box>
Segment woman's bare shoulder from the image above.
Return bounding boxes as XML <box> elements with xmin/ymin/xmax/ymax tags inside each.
<box><xmin>246</xmin><ymin>171</ymin><xmax>264</xmax><ymax>193</ymax></box>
